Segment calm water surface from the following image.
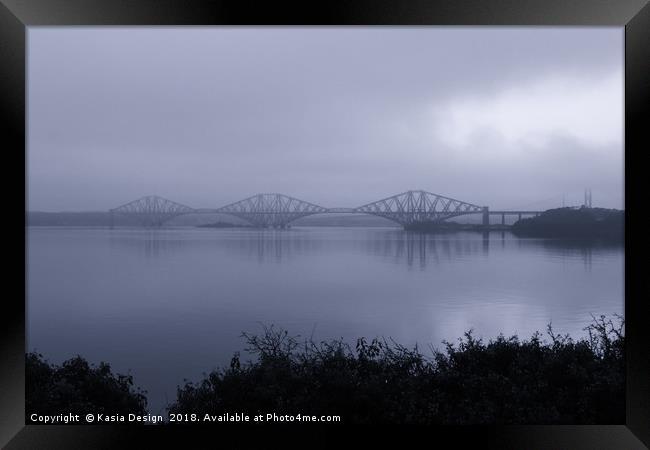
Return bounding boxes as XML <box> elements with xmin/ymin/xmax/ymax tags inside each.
<box><xmin>27</xmin><ymin>227</ymin><xmax>624</xmax><ymax>414</ymax></box>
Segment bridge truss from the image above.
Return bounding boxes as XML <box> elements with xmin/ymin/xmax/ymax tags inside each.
<box><xmin>354</xmin><ymin>190</ymin><xmax>485</xmax><ymax>226</ymax></box>
<box><xmin>215</xmin><ymin>193</ymin><xmax>329</xmax><ymax>228</ymax></box>
<box><xmin>109</xmin><ymin>191</ymin><xmax>487</xmax><ymax>228</ymax></box>
<box><xmin>110</xmin><ymin>195</ymin><xmax>195</xmax><ymax>227</ymax></box>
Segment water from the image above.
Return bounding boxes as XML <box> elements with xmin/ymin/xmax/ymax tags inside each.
<box><xmin>27</xmin><ymin>227</ymin><xmax>624</xmax><ymax>414</ymax></box>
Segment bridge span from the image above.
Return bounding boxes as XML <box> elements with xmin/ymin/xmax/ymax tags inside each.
<box><xmin>109</xmin><ymin>191</ymin><xmax>542</xmax><ymax>229</ymax></box>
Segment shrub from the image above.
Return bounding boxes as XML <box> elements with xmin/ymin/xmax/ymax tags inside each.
<box><xmin>168</xmin><ymin>315</ymin><xmax>625</xmax><ymax>424</ymax></box>
<box><xmin>26</xmin><ymin>353</ymin><xmax>148</xmax><ymax>420</ymax></box>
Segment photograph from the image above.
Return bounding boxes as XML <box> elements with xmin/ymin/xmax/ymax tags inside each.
<box><xmin>24</xmin><ymin>25</ymin><xmax>627</xmax><ymax>427</ymax></box>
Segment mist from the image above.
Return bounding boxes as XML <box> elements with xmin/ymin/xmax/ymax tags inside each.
<box><xmin>27</xmin><ymin>27</ymin><xmax>623</xmax><ymax>212</ymax></box>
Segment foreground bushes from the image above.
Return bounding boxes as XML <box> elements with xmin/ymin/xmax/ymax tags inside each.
<box><xmin>26</xmin><ymin>315</ymin><xmax>624</xmax><ymax>424</ymax></box>
<box><xmin>169</xmin><ymin>315</ymin><xmax>624</xmax><ymax>424</ymax></box>
<box><xmin>26</xmin><ymin>353</ymin><xmax>148</xmax><ymax>419</ymax></box>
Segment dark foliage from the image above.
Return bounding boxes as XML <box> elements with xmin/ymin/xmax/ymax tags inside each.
<box><xmin>168</xmin><ymin>315</ymin><xmax>624</xmax><ymax>424</ymax></box>
<box><xmin>26</xmin><ymin>353</ymin><xmax>148</xmax><ymax>419</ymax></box>
<box><xmin>512</xmin><ymin>207</ymin><xmax>624</xmax><ymax>240</ymax></box>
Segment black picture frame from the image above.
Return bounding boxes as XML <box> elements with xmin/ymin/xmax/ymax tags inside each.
<box><xmin>2</xmin><ymin>0</ymin><xmax>648</xmax><ymax>448</ymax></box>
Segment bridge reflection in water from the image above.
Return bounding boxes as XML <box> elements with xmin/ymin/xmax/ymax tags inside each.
<box><xmin>106</xmin><ymin>228</ymin><xmax>605</xmax><ymax>270</ymax></box>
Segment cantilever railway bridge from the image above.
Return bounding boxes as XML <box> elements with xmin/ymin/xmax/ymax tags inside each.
<box><xmin>109</xmin><ymin>190</ymin><xmax>542</xmax><ymax>229</ymax></box>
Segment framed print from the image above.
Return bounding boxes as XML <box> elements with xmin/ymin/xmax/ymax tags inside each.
<box><xmin>2</xmin><ymin>0</ymin><xmax>649</xmax><ymax>448</ymax></box>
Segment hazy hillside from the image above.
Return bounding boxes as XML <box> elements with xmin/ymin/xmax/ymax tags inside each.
<box><xmin>26</xmin><ymin>212</ymin><xmax>245</xmax><ymax>227</ymax></box>
<box><xmin>27</xmin><ymin>211</ymin><xmax>399</xmax><ymax>227</ymax></box>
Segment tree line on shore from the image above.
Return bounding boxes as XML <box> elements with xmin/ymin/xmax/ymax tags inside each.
<box><xmin>511</xmin><ymin>207</ymin><xmax>624</xmax><ymax>240</ymax></box>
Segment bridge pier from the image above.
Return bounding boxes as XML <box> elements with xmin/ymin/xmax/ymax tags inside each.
<box><xmin>482</xmin><ymin>207</ymin><xmax>489</xmax><ymax>227</ymax></box>
<box><xmin>501</xmin><ymin>213</ymin><xmax>505</xmax><ymax>226</ymax></box>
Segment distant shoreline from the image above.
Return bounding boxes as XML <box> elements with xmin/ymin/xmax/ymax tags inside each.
<box><xmin>25</xmin><ymin>207</ymin><xmax>625</xmax><ymax>240</ymax></box>
<box><xmin>511</xmin><ymin>207</ymin><xmax>623</xmax><ymax>241</ymax></box>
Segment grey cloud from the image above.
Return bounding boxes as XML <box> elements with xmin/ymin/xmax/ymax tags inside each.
<box><xmin>28</xmin><ymin>27</ymin><xmax>623</xmax><ymax>211</ymax></box>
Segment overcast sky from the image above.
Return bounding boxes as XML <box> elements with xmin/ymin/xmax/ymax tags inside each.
<box><xmin>28</xmin><ymin>27</ymin><xmax>623</xmax><ymax>211</ymax></box>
